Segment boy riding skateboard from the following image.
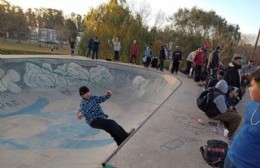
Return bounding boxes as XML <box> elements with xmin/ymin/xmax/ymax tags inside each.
<box><xmin>77</xmin><ymin>86</ymin><xmax>131</xmax><ymax>146</ymax></box>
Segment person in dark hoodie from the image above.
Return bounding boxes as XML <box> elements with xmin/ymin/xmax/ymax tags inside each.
<box><xmin>224</xmin><ymin>56</ymin><xmax>242</xmax><ymax>98</ymax></box>
<box><xmin>171</xmin><ymin>46</ymin><xmax>182</xmax><ymax>74</ymax></box>
<box><xmin>211</xmin><ymin>79</ymin><xmax>242</xmax><ymax>139</ymax></box>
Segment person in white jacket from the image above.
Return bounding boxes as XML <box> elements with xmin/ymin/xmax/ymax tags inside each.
<box><xmin>185</xmin><ymin>50</ymin><xmax>196</xmax><ymax>75</ymax></box>
<box><xmin>113</xmin><ymin>37</ymin><xmax>121</xmax><ymax>61</ymax></box>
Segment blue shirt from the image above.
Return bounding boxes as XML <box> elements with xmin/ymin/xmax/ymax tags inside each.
<box><xmin>228</xmin><ymin>101</ymin><xmax>260</xmax><ymax>168</ymax></box>
<box><xmin>79</xmin><ymin>95</ymin><xmax>110</xmax><ymax>124</ymax></box>
<box><xmin>145</xmin><ymin>46</ymin><xmax>152</xmax><ymax>58</ymax></box>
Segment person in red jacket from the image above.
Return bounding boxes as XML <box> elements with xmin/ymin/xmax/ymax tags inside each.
<box><xmin>130</xmin><ymin>40</ymin><xmax>138</xmax><ymax>64</ymax></box>
<box><xmin>193</xmin><ymin>47</ymin><xmax>206</xmax><ymax>82</ymax></box>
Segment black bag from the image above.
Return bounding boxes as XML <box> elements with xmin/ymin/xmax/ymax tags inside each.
<box><xmin>196</xmin><ymin>88</ymin><xmax>222</xmax><ymax>118</ymax></box>
<box><xmin>200</xmin><ymin>139</ymin><xmax>228</xmax><ymax>168</ymax></box>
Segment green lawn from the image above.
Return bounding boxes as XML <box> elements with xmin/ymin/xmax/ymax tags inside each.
<box><xmin>0</xmin><ymin>39</ymin><xmax>174</xmax><ymax>70</ymax></box>
<box><xmin>0</xmin><ymin>39</ymin><xmax>70</xmax><ymax>55</ymax></box>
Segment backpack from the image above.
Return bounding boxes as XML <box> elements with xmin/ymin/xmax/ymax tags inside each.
<box><xmin>200</xmin><ymin>139</ymin><xmax>228</xmax><ymax>168</ymax></box>
<box><xmin>196</xmin><ymin>88</ymin><xmax>222</xmax><ymax>118</ymax></box>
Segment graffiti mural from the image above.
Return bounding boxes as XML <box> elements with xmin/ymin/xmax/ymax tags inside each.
<box><xmin>0</xmin><ymin>60</ymin><xmax>152</xmax><ymax>150</ymax></box>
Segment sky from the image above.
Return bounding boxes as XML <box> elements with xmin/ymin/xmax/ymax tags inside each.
<box><xmin>6</xmin><ymin>0</ymin><xmax>260</xmax><ymax>35</ymax></box>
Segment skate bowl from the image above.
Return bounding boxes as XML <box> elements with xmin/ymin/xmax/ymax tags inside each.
<box><xmin>0</xmin><ymin>55</ymin><xmax>180</xmax><ymax>168</ymax></box>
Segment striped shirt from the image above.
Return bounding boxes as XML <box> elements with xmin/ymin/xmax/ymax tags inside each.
<box><xmin>79</xmin><ymin>95</ymin><xmax>110</xmax><ymax>124</ymax></box>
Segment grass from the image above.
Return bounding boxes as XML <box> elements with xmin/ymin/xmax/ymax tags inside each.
<box><xmin>0</xmin><ymin>39</ymin><xmax>174</xmax><ymax>70</ymax></box>
<box><xmin>0</xmin><ymin>39</ymin><xmax>70</xmax><ymax>55</ymax></box>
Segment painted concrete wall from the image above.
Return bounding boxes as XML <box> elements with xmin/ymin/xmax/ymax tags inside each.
<box><xmin>0</xmin><ymin>57</ymin><xmax>179</xmax><ymax>167</ymax></box>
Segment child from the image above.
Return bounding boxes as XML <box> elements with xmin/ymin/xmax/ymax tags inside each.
<box><xmin>207</xmin><ymin>69</ymin><xmax>224</xmax><ymax>88</ymax></box>
<box><xmin>77</xmin><ymin>86</ymin><xmax>129</xmax><ymax>146</ymax></box>
<box><xmin>224</xmin><ymin>68</ymin><xmax>260</xmax><ymax>168</ymax></box>
<box><xmin>151</xmin><ymin>55</ymin><xmax>158</xmax><ymax>68</ymax></box>
<box><xmin>225</xmin><ymin>86</ymin><xmax>240</xmax><ymax>110</ymax></box>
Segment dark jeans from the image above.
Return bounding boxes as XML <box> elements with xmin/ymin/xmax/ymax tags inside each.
<box><xmin>130</xmin><ymin>55</ymin><xmax>137</xmax><ymax>64</ymax></box>
<box><xmin>172</xmin><ymin>60</ymin><xmax>180</xmax><ymax>74</ymax></box>
<box><xmin>158</xmin><ymin>59</ymin><xmax>165</xmax><ymax>71</ymax></box>
<box><xmin>194</xmin><ymin>65</ymin><xmax>202</xmax><ymax>82</ymax></box>
<box><xmin>86</xmin><ymin>48</ymin><xmax>92</xmax><ymax>57</ymax></box>
<box><xmin>92</xmin><ymin>50</ymin><xmax>99</xmax><ymax>59</ymax></box>
<box><xmin>145</xmin><ymin>57</ymin><xmax>151</xmax><ymax>67</ymax></box>
<box><xmin>90</xmin><ymin>118</ymin><xmax>128</xmax><ymax>146</ymax></box>
<box><xmin>224</xmin><ymin>155</ymin><xmax>237</xmax><ymax>168</ymax></box>
<box><xmin>71</xmin><ymin>48</ymin><xmax>75</xmax><ymax>55</ymax></box>
<box><xmin>114</xmin><ymin>51</ymin><xmax>120</xmax><ymax>61</ymax></box>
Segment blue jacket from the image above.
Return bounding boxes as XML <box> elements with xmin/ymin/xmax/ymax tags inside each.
<box><xmin>227</xmin><ymin>101</ymin><xmax>260</xmax><ymax>168</ymax></box>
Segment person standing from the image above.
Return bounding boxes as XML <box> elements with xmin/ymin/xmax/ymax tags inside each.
<box><xmin>158</xmin><ymin>45</ymin><xmax>167</xmax><ymax>71</ymax></box>
<box><xmin>70</xmin><ymin>38</ymin><xmax>75</xmax><ymax>55</ymax></box>
<box><xmin>92</xmin><ymin>37</ymin><xmax>100</xmax><ymax>59</ymax></box>
<box><xmin>171</xmin><ymin>46</ymin><xmax>182</xmax><ymax>74</ymax></box>
<box><xmin>207</xmin><ymin>46</ymin><xmax>222</xmax><ymax>77</ymax></box>
<box><xmin>130</xmin><ymin>40</ymin><xmax>138</xmax><ymax>64</ymax></box>
<box><xmin>86</xmin><ymin>37</ymin><xmax>94</xmax><ymax>57</ymax></box>
<box><xmin>240</xmin><ymin>59</ymin><xmax>257</xmax><ymax>97</ymax></box>
<box><xmin>224</xmin><ymin>68</ymin><xmax>260</xmax><ymax>168</ymax></box>
<box><xmin>193</xmin><ymin>47</ymin><xmax>206</xmax><ymax>82</ymax></box>
<box><xmin>77</xmin><ymin>86</ymin><xmax>129</xmax><ymax>146</ymax></box>
<box><xmin>185</xmin><ymin>50</ymin><xmax>196</xmax><ymax>74</ymax></box>
<box><xmin>144</xmin><ymin>43</ymin><xmax>153</xmax><ymax>68</ymax></box>
<box><xmin>224</xmin><ymin>56</ymin><xmax>242</xmax><ymax>98</ymax></box>
<box><xmin>113</xmin><ymin>37</ymin><xmax>121</xmax><ymax>61</ymax></box>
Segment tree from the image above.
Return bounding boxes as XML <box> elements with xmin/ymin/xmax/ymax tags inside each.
<box><xmin>167</xmin><ymin>7</ymin><xmax>241</xmax><ymax>64</ymax></box>
<box><xmin>82</xmin><ymin>0</ymin><xmax>154</xmax><ymax>62</ymax></box>
<box><xmin>64</xmin><ymin>18</ymin><xmax>77</xmax><ymax>40</ymax></box>
<box><xmin>0</xmin><ymin>0</ymin><xmax>10</xmax><ymax>40</ymax></box>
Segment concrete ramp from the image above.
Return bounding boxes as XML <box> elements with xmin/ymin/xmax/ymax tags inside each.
<box><xmin>0</xmin><ymin>55</ymin><xmax>180</xmax><ymax>168</ymax></box>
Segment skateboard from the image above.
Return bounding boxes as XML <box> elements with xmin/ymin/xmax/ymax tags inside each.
<box><xmin>101</xmin><ymin>128</ymin><xmax>136</xmax><ymax>168</ymax></box>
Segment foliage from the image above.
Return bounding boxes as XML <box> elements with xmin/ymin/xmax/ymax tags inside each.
<box><xmin>0</xmin><ymin>0</ymin><xmax>83</xmax><ymax>43</ymax></box>
<box><xmin>1</xmin><ymin>0</ymin><xmax>247</xmax><ymax>67</ymax></box>
<box><xmin>167</xmin><ymin>7</ymin><xmax>241</xmax><ymax>64</ymax></box>
<box><xmin>82</xmin><ymin>0</ymin><xmax>154</xmax><ymax>62</ymax></box>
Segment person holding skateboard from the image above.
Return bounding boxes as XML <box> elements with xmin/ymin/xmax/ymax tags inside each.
<box><xmin>77</xmin><ymin>86</ymin><xmax>130</xmax><ymax>146</ymax></box>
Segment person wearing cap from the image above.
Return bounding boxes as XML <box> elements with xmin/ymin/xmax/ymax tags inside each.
<box><xmin>207</xmin><ymin>46</ymin><xmax>222</xmax><ymax>78</ymax></box>
<box><xmin>77</xmin><ymin>86</ymin><xmax>129</xmax><ymax>146</ymax></box>
<box><xmin>224</xmin><ymin>56</ymin><xmax>243</xmax><ymax>99</ymax></box>
<box><xmin>171</xmin><ymin>46</ymin><xmax>182</xmax><ymax>74</ymax></box>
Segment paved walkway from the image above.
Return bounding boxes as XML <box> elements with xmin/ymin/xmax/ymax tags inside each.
<box><xmin>105</xmin><ymin>71</ymin><xmax>249</xmax><ymax>168</ymax></box>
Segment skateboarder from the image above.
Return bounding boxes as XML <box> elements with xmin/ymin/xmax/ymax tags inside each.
<box><xmin>76</xmin><ymin>86</ymin><xmax>129</xmax><ymax>146</ymax></box>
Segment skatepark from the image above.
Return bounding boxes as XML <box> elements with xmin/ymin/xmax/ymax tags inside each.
<box><xmin>0</xmin><ymin>55</ymin><xmax>249</xmax><ymax>168</ymax></box>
